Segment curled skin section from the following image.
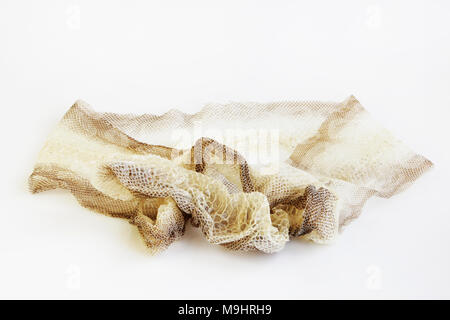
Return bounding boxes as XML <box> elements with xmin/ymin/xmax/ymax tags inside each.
<box><xmin>106</xmin><ymin>161</ymin><xmax>290</xmax><ymax>253</ymax></box>
<box><xmin>28</xmin><ymin>97</ymin><xmax>433</xmax><ymax>253</ymax></box>
<box><xmin>132</xmin><ymin>197</ymin><xmax>185</xmax><ymax>254</ymax></box>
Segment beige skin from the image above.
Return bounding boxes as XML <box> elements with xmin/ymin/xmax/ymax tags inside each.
<box><xmin>29</xmin><ymin>97</ymin><xmax>432</xmax><ymax>253</ymax></box>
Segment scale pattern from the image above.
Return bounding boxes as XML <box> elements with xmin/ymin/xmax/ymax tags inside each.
<box><xmin>28</xmin><ymin>97</ymin><xmax>432</xmax><ymax>253</ymax></box>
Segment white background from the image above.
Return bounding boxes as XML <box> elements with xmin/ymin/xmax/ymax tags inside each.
<box><xmin>1</xmin><ymin>0</ymin><xmax>449</xmax><ymax>299</ymax></box>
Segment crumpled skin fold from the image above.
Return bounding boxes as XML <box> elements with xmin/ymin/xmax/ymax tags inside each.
<box><xmin>28</xmin><ymin>96</ymin><xmax>432</xmax><ymax>253</ymax></box>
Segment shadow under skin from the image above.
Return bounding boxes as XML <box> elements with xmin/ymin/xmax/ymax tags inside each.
<box><xmin>29</xmin><ymin>186</ymin><xmax>327</xmax><ymax>259</ymax></box>
<box><xmin>166</xmin><ymin>221</ymin><xmax>325</xmax><ymax>259</ymax></box>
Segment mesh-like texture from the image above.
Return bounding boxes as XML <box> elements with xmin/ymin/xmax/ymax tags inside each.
<box><xmin>28</xmin><ymin>96</ymin><xmax>432</xmax><ymax>253</ymax></box>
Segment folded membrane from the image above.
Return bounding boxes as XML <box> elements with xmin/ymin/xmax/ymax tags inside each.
<box><xmin>29</xmin><ymin>96</ymin><xmax>432</xmax><ymax>253</ymax></box>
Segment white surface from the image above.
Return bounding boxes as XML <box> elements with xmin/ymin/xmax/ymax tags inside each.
<box><xmin>1</xmin><ymin>0</ymin><xmax>449</xmax><ymax>299</ymax></box>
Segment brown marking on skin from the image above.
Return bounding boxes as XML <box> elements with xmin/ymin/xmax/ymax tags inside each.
<box><xmin>191</xmin><ymin>137</ymin><xmax>256</xmax><ymax>193</ymax></box>
<box><xmin>289</xmin><ymin>96</ymin><xmax>363</xmax><ymax>168</ymax></box>
<box><xmin>29</xmin><ymin>164</ymin><xmax>139</xmax><ymax>219</ymax></box>
<box><xmin>289</xmin><ymin>185</ymin><xmax>337</xmax><ymax>240</ymax></box>
<box><xmin>63</xmin><ymin>102</ymin><xmax>177</xmax><ymax>159</ymax></box>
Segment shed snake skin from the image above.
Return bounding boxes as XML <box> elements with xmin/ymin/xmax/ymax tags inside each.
<box><xmin>29</xmin><ymin>96</ymin><xmax>432</xmax><ymax>253</ymax></box>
